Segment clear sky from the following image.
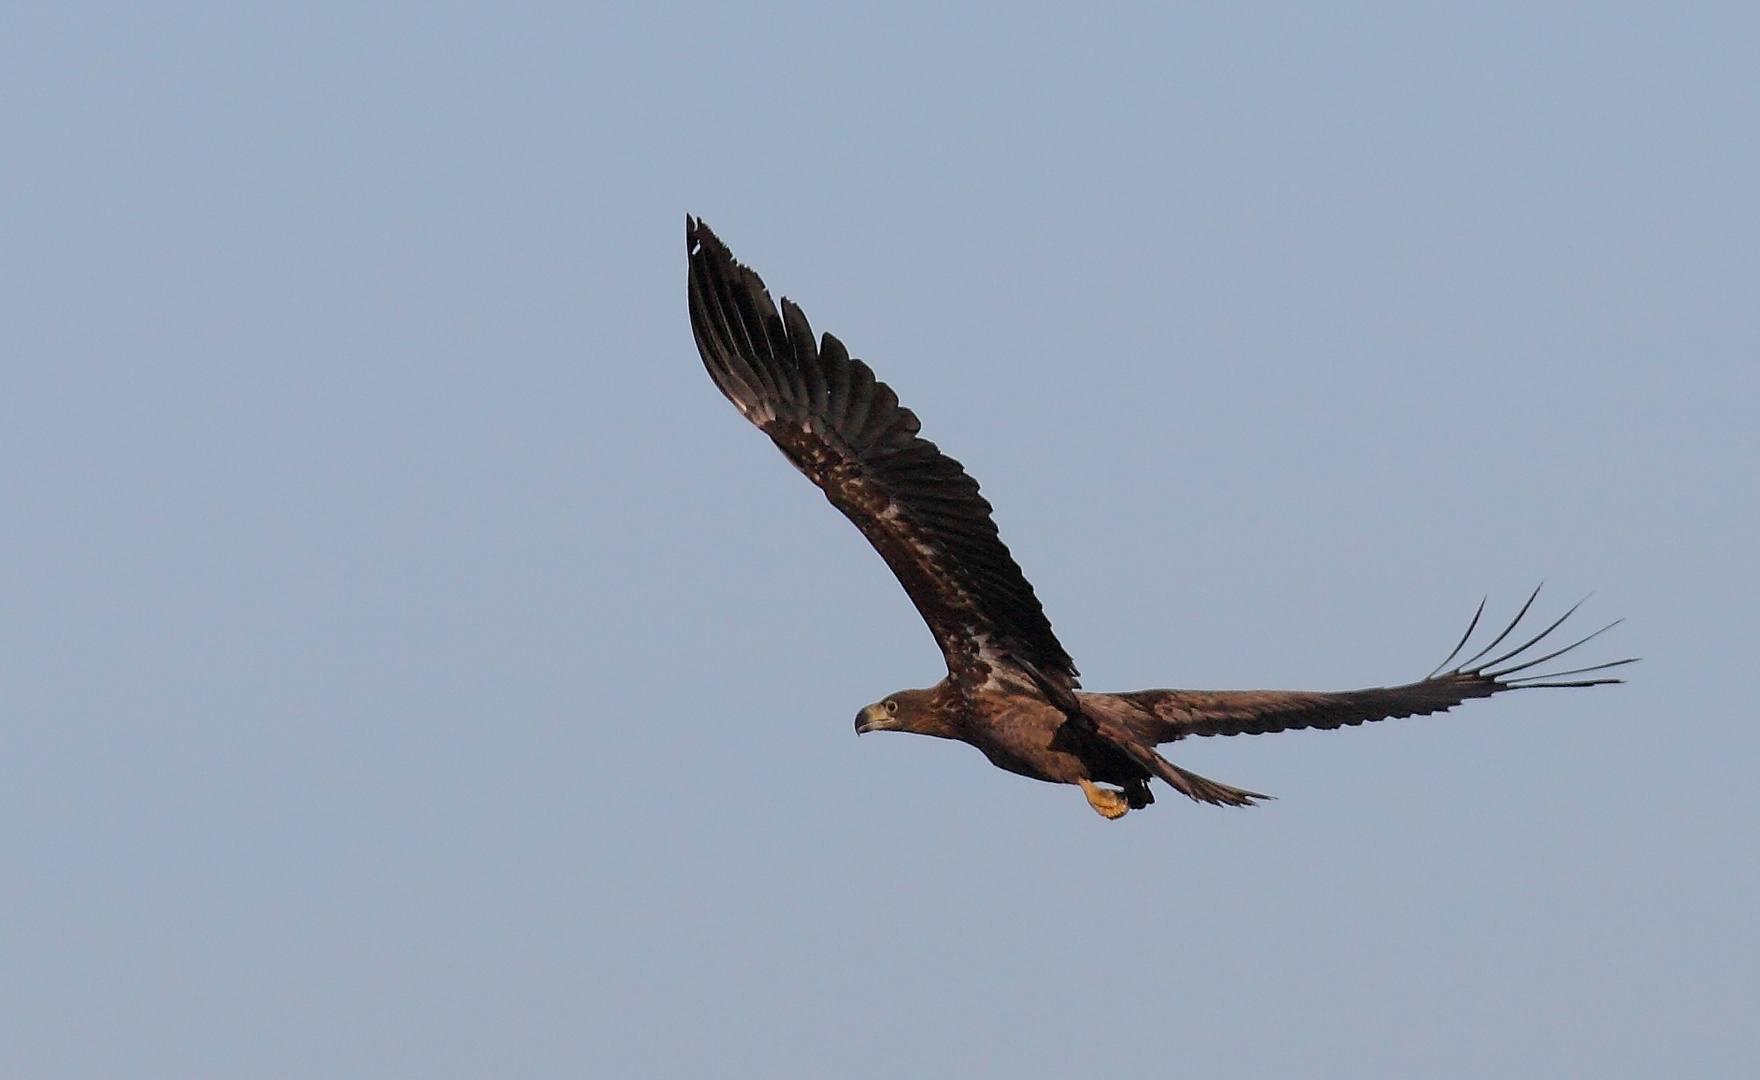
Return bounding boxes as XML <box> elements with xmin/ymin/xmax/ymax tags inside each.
<box><xmin>2</xmin><ymin>3</ymin><xmax>1755</xmax><ymax>1077</ymax></box>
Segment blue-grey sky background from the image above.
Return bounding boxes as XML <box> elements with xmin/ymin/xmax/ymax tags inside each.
<box><xmin>3</xmin><ymin>3</ymin><xmax>1755</xmax><ymax>1077</ymax></box>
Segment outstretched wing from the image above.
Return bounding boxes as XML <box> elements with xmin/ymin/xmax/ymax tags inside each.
<box><xmin>1115</xmin><ymin>589</ymin><xmax>1635</xmax><ymax>743</ymax></box>
<box><xmin>686</xmin><ymin>218</ymin><xmax>1076</xmax><ymax>695</ymax></box>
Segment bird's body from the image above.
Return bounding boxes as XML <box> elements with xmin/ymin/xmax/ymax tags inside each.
<box><xmin>863</xmin><ymin>681</ymin><xmax>1140</xmax><ymax>792</ymax></box>
<box><xmin>687</xmin><ymin>217</ymin><xmax>1631</xmax><ymax>818</ymax></box>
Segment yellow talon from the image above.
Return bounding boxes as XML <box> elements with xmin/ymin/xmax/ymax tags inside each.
<box><xmin>1079</xmin><ymin>778</ymin><xmax>1131</xmax><ymax>819</ymax></box>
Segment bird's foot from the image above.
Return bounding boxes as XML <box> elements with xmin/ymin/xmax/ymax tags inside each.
<box><xmin>1079</xmin><ymin>778</ymin><xmax>1131</xmax><ymax>820</ymax></box>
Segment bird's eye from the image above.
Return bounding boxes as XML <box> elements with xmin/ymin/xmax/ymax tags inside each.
<box><xmin>885</xmin><ymin>699</ymin><xmax>899</xmax><ymax>715</ymax></box>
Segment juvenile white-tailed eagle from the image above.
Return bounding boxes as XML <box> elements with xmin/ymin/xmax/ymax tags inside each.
<box><xmin>686</xmin><ymin>218</ymin><xmax>1632</xmax><ymax>818</ymax></box>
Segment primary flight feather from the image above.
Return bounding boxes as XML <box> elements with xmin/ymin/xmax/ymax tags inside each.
<box><xmin>687</xmin><ymin>217</ymin><xmax>1633</xmax><ymax>818</ymax></box>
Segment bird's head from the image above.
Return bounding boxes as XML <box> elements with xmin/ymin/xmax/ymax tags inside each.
<box><xmin>855</xmin><ymin>687</ymin><xmax>950</xmax><ymax>737</ymax></box>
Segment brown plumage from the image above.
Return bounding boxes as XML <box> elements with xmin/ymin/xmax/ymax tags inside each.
<box><xmin>686</xmin><ymin>217</ymin><xmax>1634</xmax><ymax>818</ymax></box>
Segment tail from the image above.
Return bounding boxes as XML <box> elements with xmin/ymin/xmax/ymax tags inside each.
<box><xmin>1136</xmin><ymin>743</ymin><xmax>1270</xmax><ymax>807</ymax></box>
<box><xmin>1157</xmin><ymin>755</ymin><xmax>1270</xmax><ymax>807</ymax></box>
<box><xmin>1092</xmin><ymin>712</ymin><xmax>1272</xmax><ymax>807</ymax></box>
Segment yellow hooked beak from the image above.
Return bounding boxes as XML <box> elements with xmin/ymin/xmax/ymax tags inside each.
<box><xmin>855</xmin><ymin>701</ymin><xmax>900</xmax><ymax>735</ymax></box>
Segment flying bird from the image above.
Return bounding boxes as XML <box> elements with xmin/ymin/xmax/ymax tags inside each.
<box><xmin>686</xmin><ymin>218</ymin><xmax>1633</xmax><ymax>818</ymax></box>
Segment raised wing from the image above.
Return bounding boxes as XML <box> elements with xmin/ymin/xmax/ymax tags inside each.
<box><xmin>686</xmin><ymin>218</ymin><xmax>1076</xmax><ymax>695</ymax></box>
<box><xmin>1114</xmin><ymin>589</ymin><xmax>1635</xmax><ymax>743</ymax></box>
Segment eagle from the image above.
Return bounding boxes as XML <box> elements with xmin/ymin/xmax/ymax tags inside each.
<box><xmin>686</xmin><ymin>218</ymin><xmax>1633</xmax><ymax>818</ymax></box>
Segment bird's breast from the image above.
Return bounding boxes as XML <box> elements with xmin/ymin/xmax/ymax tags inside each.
<box><xmin>960</xmin><ymin>696</ymin><xmax>1089</xmax><ymax>784</ymax></box>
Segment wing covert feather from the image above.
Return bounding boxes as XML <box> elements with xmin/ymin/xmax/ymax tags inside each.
<box><xmin>1120</xmin><ymin>678</ymin><xmax>1503</xmax><ymax>742</ymax></box>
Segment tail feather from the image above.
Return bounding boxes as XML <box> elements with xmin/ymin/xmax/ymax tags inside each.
<box><xmin>1093</xmin><ymin>714</ymin><xmax>1271</xmax><ymax>808</ymax></box>
<box><xmin>1147</xmin><ymin>748</ymin><xmax>1270</xmax><ymax>807</ymax></box>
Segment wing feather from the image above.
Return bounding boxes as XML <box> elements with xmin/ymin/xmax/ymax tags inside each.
<box><xmin>820</xmin><ymin>331</ymin><xmax>850</xmax><ymax>422</ymax></box>
<box><xmin>688</xmin><ymin>218</ymin><xmax>1076</xmax><ymax>690</ymax></box>
<box><xmin>1115</xmin><ymin>590</ymin><xmax>1635</xmax><ymax>742</ymax></box>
